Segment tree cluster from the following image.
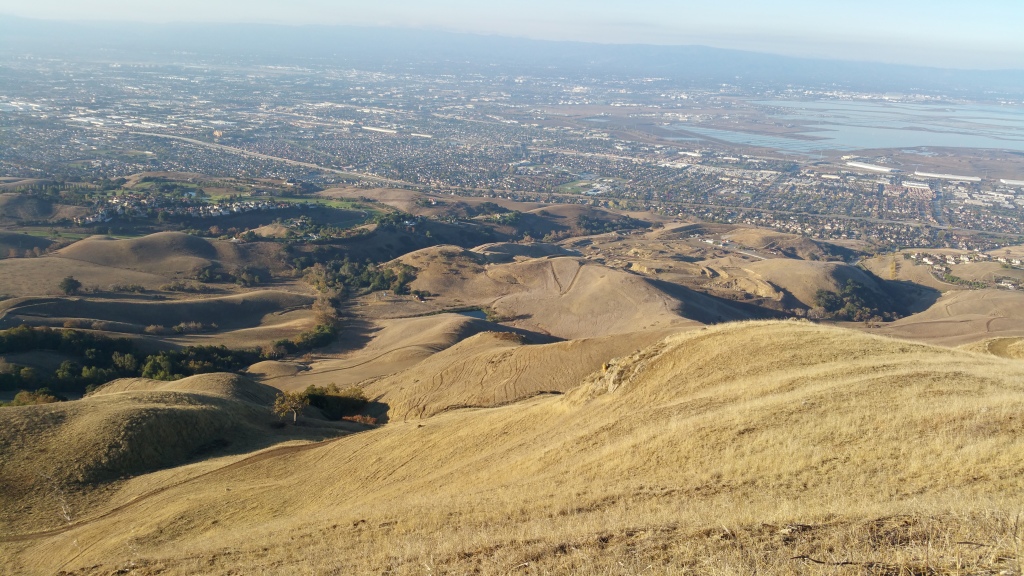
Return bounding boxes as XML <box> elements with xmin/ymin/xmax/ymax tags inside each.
<box><xmin>303</xmin><ymin>258</ymin><xmax>415</xmax><ymax>297</ymax></box>
<box><xmin>812</xmin><ymin>280</ymin><xmax>895</xmax><ymax>322</ymax></box>
<box><xmin>0</xmin><ymin>326</ymin><xmax>260</xmax><ymax>395</ymax></box>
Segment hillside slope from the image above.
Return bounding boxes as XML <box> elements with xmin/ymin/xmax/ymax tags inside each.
<box><xmin>397</xmin><ymin>246</ymin><xmax>697</xmax><ymax>338</ymax></box>
<box><xmin>742</xmin><ymin>259</ymin><xmax>890</xmax><ymax>309</ymax></box>
<box><xmin>55</xmin><ymin>232</ymin><xmax>288</xmax><ymax>276</ymax></box>
<box><xmin>0</xmin><ymin>291</ymin><xmax>313</xmax><ymax>333</ymax></box>
<box><xmin>871</xmin><ymin>289</ymin><xmax>1024</xmax><ymax>346</ymax></box>
<box><xmin>3</xmin><ymin>322</ymin><xmax>1023</xmax><ymax>575</ymax></box>
<box><xmin>0</xmin><ymin>373</ymin><xmax>351</xmax><ymax>536</ymax></box>
<box><xmin>361</xmin><ymin>326</ymin><xmax>680</xmax><ymax>421</ymax></box>
<box><xmin>269</xmin><ymin>314</ymin><xmax>547</xmax><ymax>391</ymax></box>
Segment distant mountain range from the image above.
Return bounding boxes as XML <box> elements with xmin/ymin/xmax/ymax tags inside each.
<box><xmin>2</xmin><ymin>16</ymin><xmax>1024</xmax><ymax>97</ymax></box>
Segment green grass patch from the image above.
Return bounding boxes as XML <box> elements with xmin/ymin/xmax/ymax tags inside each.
<box><xmin>556</xmin><ymin>180</ymin><xmax>595</xmax><ymax>194</ymax></box>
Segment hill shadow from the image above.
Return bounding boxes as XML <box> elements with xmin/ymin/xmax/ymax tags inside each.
<box><xmin>322</xmin><ymin>312</ymin><xmax>379</xmax><ymax>355</ymax></box>
<box><xmin>645</xmin><ymin>278</ymin><xmax>789</xmax><ymax>324</ymax></box>
<box><xmin>364</xmin><ymin>399</ymin><xmax>391</xmax><ymax>425</ymax></box>
<box><xmin>883</xmin><ymin>279</ymin><xmax>943</xmax><ymax>315</ymax></box>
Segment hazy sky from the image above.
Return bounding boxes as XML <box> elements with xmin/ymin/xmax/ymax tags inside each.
<box><xmin>2</xmin><ymin>0</ymin><xmax>1022</xmax><ymax>69</ymax></box>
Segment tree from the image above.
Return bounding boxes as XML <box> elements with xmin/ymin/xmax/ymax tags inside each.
<box><xmin>58</xmin><ymin>276</ymin><xmax>82</xmax><ymax>295</ymax></box>
<box><xmin>273</xmin><ymin>391</ymin><xmax>309</xmax><ymax>424</ymax></box>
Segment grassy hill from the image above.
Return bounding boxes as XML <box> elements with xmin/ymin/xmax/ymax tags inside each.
<box><xmin>0</xmin><ymin>373</ymin><xmax>352</xmax><ymax>536</ymax></box>
<box><xmin>360</xmin><ymin>326</ymin><xmax>679</xmax><ymax>421</ymax></box>
<box><xmin>0</xmin><ymin>231</ymin><xmax>54</xmax><ymax>258</ymax></box>
<box><xmin>871</xmin><ymin>289</ymin><xmax>1024</xmax><ymax>346</ymax></box>
<box><xmin>55</xmin><ymin>232</ymin><xmax>289</xmax><ymax>277</ymax></box>
<box><xmin>742</xmin><ymin>259</ymin><xmax>891</xmax><ymax>310</ymax></box>
<box><xmin>393</xmin><ymin>247</ymin><xmax>698</xmax><ymax>338</ymax></box>
<box><xmin>0</xmin><ymin>193</ymin><xmax>88</xmax><ymax>223</ymax></box>
<box><xmin>0</xmin><ymin>291</ymin><xmax>314</xmax><ymax>334</ymax></box>
<box><xmin>267</xmin><ymin>313</ymin><xmax>553</xmax><ymax>392</ymax></box>
<box><xmin>2</xmin><ymin>321</ymin><xmax>1023</xmax><ymax>574</ymax></box>
<box><xmin>723</xmin><ymin>228</ymin><xmax>856</xmax><ymax>261</ymax></box>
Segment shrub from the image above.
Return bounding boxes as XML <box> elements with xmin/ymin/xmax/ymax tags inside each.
<box><xmin>172</xmin><ymin>321</ymin><xmax>216</xmax><ymax>334</ymax></box>
<box><xmin>161</xmin><ymin>280</ymin><xmax>213</xmax><ymax>293</ymax></box>
<box><xmin>58</xmin><ymin>276</ymin><xmax>82</xmax><ymax>295</ymax></box>
<box><xmin>2</xmin><ymin>388</ymin><xmax>64</xmax><ymax>406</ymax></box>
<box><xmin>342</xmin><ymin>414</ymin><xmax>378</xmax><ymax>426</ymax></box>
<box><xmin>109</xmin><ymin>284</ymin><xmax>146</xmax><ymax>293</ymax></box>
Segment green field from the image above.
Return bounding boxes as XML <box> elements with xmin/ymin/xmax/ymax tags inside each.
<box><xmin>270</xmin><ymin>195</ymin><xmax>381</xmax><ymax>213</ymax></box>
<box><xmin>556</xmin><ymin>179</ymin><xmax>596</xmax><ymax>194</ymax></box>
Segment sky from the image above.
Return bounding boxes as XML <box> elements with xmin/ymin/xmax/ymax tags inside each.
<box><xmin>2</xmin><ymin>0</ymin><xmax>1022</xmax><ymax>69</ymax></box>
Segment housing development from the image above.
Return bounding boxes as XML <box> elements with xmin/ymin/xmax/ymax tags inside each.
<box><xmin>3</xmin><ymin>57</ymin><xmax>1023</xmax><ymax>254</ymax></box>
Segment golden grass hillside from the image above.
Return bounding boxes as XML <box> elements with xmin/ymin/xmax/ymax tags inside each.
<box><xmin>0</xmin><ymin>291</ymin><xmax>314</xmax><ymax>335</ymax></box>
<box><xmin>360</xmin><ymin>326</ymin><xmax>679</xmax><ymax>421</ymax></box>
<box><xmin>961</xmin><ymin>337</ymin><xmax>1024</xmax><ymax>360</ymax></box>
<box><xmin>0</xmin><ymin>256</ymin><xmax>170</xmax><ymax>297</ymax></box>
<box><xmin>470</xmin><ymin>241</ymin><xmax>581</xmax><ymax>263</ymax></box>
<box><xmin>271</xmin><ymin>314</ymin><xmax>549</xmax><ymax>391</ymax></box>
<box><xmin>396</xmin><ymin>246</ymin><xmax>694</xmax><ymax>338</ymax></box>
<box><xmin>55</xmin><ymin>232</ymin><xmax>289</xmax><ymax>276</ymax></box>
<box><xmin>723</xmin><ymin>228</ymin><xmax>846</xmax><ymax>261</ymax></box>
<box><xmin>0</xmin><ymin>373</ymin><xmax>351</xmax><ymax>537</ymax></box>
<box><xmin>743</xmin><ymin>258</ymin><xmax>888</xmax><ymax>308</ymax></box>
<box><xmin>871</xmin><ymin>289</ymin><xmax>1024</xmax><ymax>346</ymax></box>
<box><xmin>3</xmin><ymin>321</ymin><xmax>1024</xmax><ymax>575</ymax></box>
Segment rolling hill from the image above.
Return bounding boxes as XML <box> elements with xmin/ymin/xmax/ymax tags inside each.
<box><xmin>393</xmin><ymin>246</ymin><xmax>730</xmax><ymax>339</ymax></box>
<box><xmin>359</xmin><ymin>326</ymin><xmax>680</xmax><ymax>421</ymax></box>
<box><xmin>870</xmin><ymin>289</ymin><xmax>1024</xmax><ymax>346</ymax></box>
<box><xmin>0</xmin><ymin>231</ymin><xmax>54</xmax><ymax>258</ymax></box>
<box><xmin>2</xmin><ymin>321</ymin><xmax>1023</xmax><ymax>574</ymax></box>
<box><xmin>723</xmin><ymin>228</ymin><xmax>855</xmax><ymax>261</ymax></box>
<box><xmin>266</xmin><ymin>313</ymin><xmax>547</xmax><ymax>391</ymax></box>
<box><xmin>741</xmin><ymin>259</ymin><xmax>891</xmax><ymax>309</ymax></box>
<box><xmin>0</xmin><ymin>291</ymin><xmax>314</xmax><ymax>334</ymax></box>
<box><xmin>54</xmin><ymin>232</ymin><xmax>290</xmax><ymax>277</ymax></box>
<box><xmin>0</xmin><ymin>373</ymin><xmax>351</xmax><ymax>536</ymax></box>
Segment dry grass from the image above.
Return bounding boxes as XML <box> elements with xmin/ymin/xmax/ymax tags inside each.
<box><xmin>2</xmin><ymin>321</ymin><xmax>1023</xmax><ymax>575</ymax></box>
<box><xmin>0</xmin><ymin>291</ymin><xmax>316</xmax><ymax>347</ymax></box>
<box><xmin>0</xmin><ymin>373</ymin><xmax>352</xmax><ymax>538</ymax></box>
<box><xmin>723</xmin><ymin>228</ymin><xmax>838</xmax><ymax>261</ymax></box>
<box><xmin>962</xmin><ymin>336</ymin><xmax>1024</xmax><ymax>360</ymax></box>
<box><xmin>870</xmin><ymin>289</ymin><xmax>1024</xmax><ymax>346</ymax></box>
<box><xmin>0</xmin><ymin>256</ymin><xmax>170</xmax><ymax>297</ymax></box>
<box><xmin>742</xmin><ymin>259</ymin><xmax>886</xmax><ymax>308</ymax></box>
<box><xmin>54</xmin><ymin>232</ymin><xmax>290</xmax><ymax>277</ymax></box>
<box><xmin>393</xmin><ymin>247</ymin><xmax>695</xmax><ymax>338</ymax></box>
<box><xmin>361</xmin><ymin>326</ymin><xmax>679</xmax><ymax>421</ymax></box>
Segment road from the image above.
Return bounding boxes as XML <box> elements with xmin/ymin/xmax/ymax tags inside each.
<box><xmin>99</xmin><ymin>127</ymin><xmax>423</xmax><ymax>189</ymax></box>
